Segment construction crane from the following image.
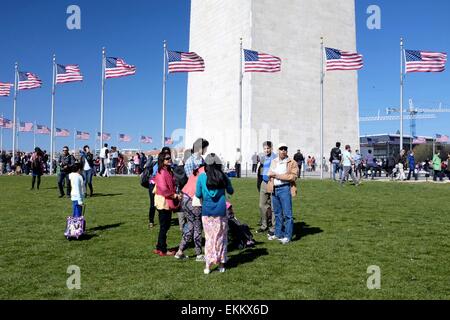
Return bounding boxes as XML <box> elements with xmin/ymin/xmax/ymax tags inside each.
<box><xmin>386</xmin><ymin>98</ymin><xmax>450</xmax><ymax>138</ymax></box>
<box><xmin>360</xmin><ymin>105</ymin><xmax>436</xmax><ymax>151</ymax></box>
<box><xmin>359</xmin><ymin>109</ymin><xmax>436</xmax><ymax>122</ymax></box>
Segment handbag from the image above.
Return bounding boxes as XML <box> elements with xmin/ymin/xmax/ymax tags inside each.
<box><xmin>153</xmin><ymin>185</ymin><xmax>169</xmax><ymax>210</ymax></box>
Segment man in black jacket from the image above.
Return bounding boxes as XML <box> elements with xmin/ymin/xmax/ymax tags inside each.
<box><xmin>293</xmin><ymin>149</ymin><xmax>305</xmax><ymax>178</ymax></box>
<box><xmin>58</xmin><ymin>146</ymin><xmax>75</xmax><ymax>198</ymax></box>
<box><xmin>330</xmin><ymin>142</ymin><xmax>342</xmax><ymax>181</ymax></box>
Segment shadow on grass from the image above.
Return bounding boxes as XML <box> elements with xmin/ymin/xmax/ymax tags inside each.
<box><xmin>292</xmin><ymin>222</ymin><xmax>323</xmax><ymax>242</ymax></box>
<box><xmin>72</xmin><ymin>223</ymin><xmax>124</xmax><ymax>241</ymax></box>
<box><xmin>228</xmin><ymin>240</ymin><xmax>264</xmax><ymax>253</ymax></box>
<box><xmin>90</xmin><ymin>193</ymin><xmax>123</xmax><ymax>197</ymax></box>
<box><xmin>76</xmin><ymin>233</ymin><xmax>99</xmax><ymax>241</ymax></box>
<box><xmin>88</xmin><ymin>223</ymin><xmax>124</xmax><ymax>232</ymax></box>
<box><xmin>226</xmin><ymin>248</ymin><xmax>269</xmax><ymax>269</ymax></box>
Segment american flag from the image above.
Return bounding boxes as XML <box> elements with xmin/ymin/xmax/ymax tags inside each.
<box><xmin>0</xmin><ymin>82</ymin><xmax>13</xmax><ymax>96</ymax></box>
<box><xmin>56</xmin><ymin>64</ymin><xmax>83</xmax><ymax>84</ymax></box>
<box><xmin>76</xmin><ymin>131</ymin><xmax>90</xmax><ymax>140</ymax></box>
<box><xmin>436</xmin><ymin>134</ymin><xmax>449</xmax><ymax>143</ymax></box>
<box><xmin>325</xmin><ymin>47</ymin><xmax>363</xmax><ymax>71</ymax></box>
<box><xmin>105</xmin><ymin>57</ymin><xmax>136</xmax><ymax>79</ymax></box>
<box><xmin>244</xmin><ymin>49</ymin><xmax>281</xmax><ymax>73</ymax></box>
<box><xmin>167</xmin><ymin>51</ymin><xmax>205</xmax><ymax>73</ymax></box>
<box><xmin>140</xmin><ymin>135</ymin><xmax>152</xmax><ymax>144</ymax></box>
<box><xmin>1</xmin><ymin>118</ymin><xmax>13</xmax><ymax>128</ymax></box>
<box><xmin>0</xmin><ymin>117</ymin><xmax>12</xmax><ymax>128</ymax></box>
<box><xmin>55</xmin><ymin>128</ymin><xmax>70</xmax><ymax>137</ymax></box>
<box><xmin>97</xmin><ymin>132</ymin><xmax>111</xmax><ymax>141</ymax></box>
<box><xmin>119</xmin><ymin>133</ymin><xmax>131</xmax><ymax>142</ymax></box>
<box><xmin>36</xmin><ymin>124</ymin><xmax>50</xmax><ymax>134</ymax></box>
<box><xmin>412</xmin><ymin>136</ymin><xmax>426</xmax><ymax>144</ymax></box>
<box><xmin>164</xmin><ymin>137</ymin><xmax>173</xmax><ymax>145</ymax></box>
<box><xmin>405</xmin><ymin>50</ymin><xmax>447</xmax><ymax>73</ymax></box>
<box><xmin>19</xmin><ymin>122</ymin><xmax>33</xmax><ymax>132</ymax></box>
<box><xmin>18</xmin><ymin>72</ymin><xmax>42</xmax><ymax>90</ymax></box>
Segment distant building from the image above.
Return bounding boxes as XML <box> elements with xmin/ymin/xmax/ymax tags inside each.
<box><xmin>360</xmin><ymin>134</ymin><xmax>434</xmax><ymax>159</ymax></box>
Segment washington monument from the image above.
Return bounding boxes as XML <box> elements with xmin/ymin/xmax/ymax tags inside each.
<box><xmin>185</xmin><ymin>0</ymin><xmax>359</xmax><ymax>168</ymax></box>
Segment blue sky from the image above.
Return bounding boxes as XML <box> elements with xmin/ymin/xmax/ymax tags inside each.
<box><xmin>356</xmin><ymin>0</ymin><xmax>450</xmax><ymax>137</ymax></box>
<box><xmin>0</xmin><ymin>0</ymin><xmax>449</xmax><ymax>152</ymax></box>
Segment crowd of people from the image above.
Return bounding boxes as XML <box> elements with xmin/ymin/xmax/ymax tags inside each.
<box><xmin>0</xmin><ymin>150</ymin><xmax>50</xmax><ymax>176</ymax></box>
<box><xmin>0</xmin><ymin>144</ymin><xmax>153</xmax><ymax>178</ymax></box>
<box><xmin>328</xmin><ymin>142</ymin><xmax>450</xmax><ymax>183</ymax></box>
<box><xmin>54</xmin><ymin>137</ymin><xmax>299</xmax><ymax>274</ymax></box>
<box><xmin>144</xmin><ymin>138</ymin><xmax>240</xmax><ymax>274</ymax></box>
<box><xmin>2</xmin><ymin>137</ymin><xmax>449</xmax><ymax>275</ymax></box>
<box><xmin>142</xmin><ymin>138</ymin><xmax>300</xmax><ymax>274</ymax></box>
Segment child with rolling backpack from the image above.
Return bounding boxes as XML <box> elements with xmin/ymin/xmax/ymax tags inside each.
<box><xmin>64</xmin><ymin>163</ymin><xmax>87</xmax><ymax>240</ymax></box>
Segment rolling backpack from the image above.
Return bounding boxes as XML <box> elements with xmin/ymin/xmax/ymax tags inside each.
<box><xmin>226</xmin><ymin>202</ymin><xmax>256</xmax><ymax>249</ymax></box>
<box><xmin>64</xmin><ymin>206</ymin><xmax>86</xmax><ymax>240</ymax></box>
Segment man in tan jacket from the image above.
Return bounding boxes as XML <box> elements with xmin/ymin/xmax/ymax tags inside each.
<box><xmin>267</xmin><ymin>143</ymin><xmax>299</xmax><ymax>244</ymax></box>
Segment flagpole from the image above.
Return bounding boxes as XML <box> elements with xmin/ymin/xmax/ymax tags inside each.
<box><xmin>100</xmin><ymin>47</ymin><xmax>106</xmax><ymax>152</ymax></box>
<box><xmin>73</xmin><ymin>128</ymin><xmax>76</xmax><ymax>153</ymax></box>
<box><xmin>320</xmin><ymin>37</ymin><xmax>324</xmax><ymax>180</ymax></box>
<box><xmin>400</xmin><ymin>37</ymin><xmax>404</xmax><ymax>151</ymax></box>
<box><xmin>239</xmin><ymin>37</ymin><xmax>243</xmax><ymax>156</ymax></box>
<box><xmin>50</xmin><ymin>54</ymin><xmax>56</xmax><ymax>174</ymax></box>
<box><xmin>162</xmin><ymin>40</ymin><xmax>167</xmax><ymax>148</ymax></box>
<box><xmin>12</xmin><ymin>62</ymin><xmax>18</xmax><ymax>154</ymax></box>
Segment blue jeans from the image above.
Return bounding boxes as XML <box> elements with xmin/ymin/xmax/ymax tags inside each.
<box><xmin>332</xmin><ymin>160</ymin><xmax>342</xmax><ymax>180</ymax></box>
<box><xmin>83</xmin><ymin>169</ymin><xmax>93</xmax><ymax>185</ymax></box>
<box><xmin>83</xmin><ymin>169</ymin><xmax>93</xmax><ymax>195</ymax></box>
<box><xmin>271</xmin><ymin>184</ymin><xmax>293</xmax><ymax>240</ymax></box>
<box><xmin>72</xmin><ymin>201</ymin><xmax>82</xmax><ymax>217</ymax></box>
<box><xmin>58</xmin><ymin>172</ymin><xmax>71</xmax><ymax>196</ymax></box>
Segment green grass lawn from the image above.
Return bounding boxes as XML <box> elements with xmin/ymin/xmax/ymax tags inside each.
<box><xmin>0</xmin><ymin>176</ymin><xmax>449</xmax><ymax>299</ymax></box>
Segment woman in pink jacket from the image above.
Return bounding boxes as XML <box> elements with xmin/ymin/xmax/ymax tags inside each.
<box><xmin>152</xmin><ymin>151</ymin><xmax>181</xmax><ymax>256</ymax></box>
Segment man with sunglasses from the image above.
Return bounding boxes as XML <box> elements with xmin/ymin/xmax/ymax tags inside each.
<box><xmin>58</xmin><ymin>146</ymin><xmax>76</xmax><ymax>198</ymax></box>
<box><xmin>266</xmin><ymin>143</ymin><xmax>299</xmax><ymax>244</ymax></box>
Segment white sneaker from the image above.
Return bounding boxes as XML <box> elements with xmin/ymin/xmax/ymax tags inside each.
<box><xmin>280</xmin><ymin>237</ymin><xmax>290</xmax><ymax>244</ymax></box>
<box><xmin>203</xmin><ymin>268</ymin><xmax>211</xmax><ymax>275</ymax></box>
<box><xmin>174</xmin><ymin>253</ymin><xmax>188</xmax><ymax>260</ymax></box>
<box><xmin>218</xmin><ymin>267</ymin><xmax>225</xmax><ymax>273</ymax></box>
<box><xmin>196</xmin><ymin>254</ymin><xmax>206</xmax><ymax>262</ymax></box>
<box><xmin>268</xmin><ymin>235</ymin><xmax>279</xmax><ymax>241</ymax></box>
